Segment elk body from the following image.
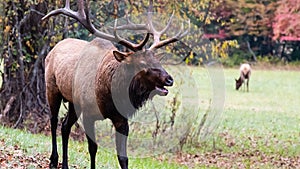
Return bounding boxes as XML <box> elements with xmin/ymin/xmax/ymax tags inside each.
<box><xmin>43</xmin><ymin>0</ymin><xmax>189</xmax><ymax>169</ymax></box>
<box><xmin>235</xmin><ymin>63</ymin><xmax>251</xmax><ymax>92</ymax></box>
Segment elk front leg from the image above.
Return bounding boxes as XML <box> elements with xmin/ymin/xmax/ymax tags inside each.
<box><xmin>83</xmin><ymin>116</ymin><xmax>97</xmax><ymax>169</ymax></box>
<box><xmin>114</xmin><ymin>120</ymin><xmax>129</xmax><ymax>169</ymax></box>
<box><xmin>247</xmin><ymin>79</ymin><xmax>249</xmax><ymax>92</ymax></box>
<box><xmin>61</xmin><ymin>103</ymin><xmax>80</xmax><ymax>169</ymax></box>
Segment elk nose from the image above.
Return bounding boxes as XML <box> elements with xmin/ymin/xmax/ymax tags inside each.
<box><xmin>165</xmin><ymin>75</ymin><xmax>173</xmax><ymax>86</ymax></box>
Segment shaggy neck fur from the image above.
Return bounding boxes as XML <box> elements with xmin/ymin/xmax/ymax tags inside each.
<box><xmin>111</xmin><ymin>64</ymin><xmax>153</xmax><ymax>118</ymax></box>
<box><xmin>129</xmin><ymin>74</ymin><xmax>153</xmax><ymax>109</ymax></box>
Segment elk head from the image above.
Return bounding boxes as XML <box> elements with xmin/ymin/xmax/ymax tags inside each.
<box><xmin>113</xmin><ymin>50</ymin><xmax>174</xmax><ymax>110</ymax></box>
<box><xmin>235</xmin><ymin>78</ymin><xmax>243</xmax><ymax>90</ymax></box>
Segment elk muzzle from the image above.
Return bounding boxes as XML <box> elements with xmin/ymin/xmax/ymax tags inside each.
<box><xmin>155</xmin><ymin>73</ymin><xmax>173</xmax><ymax>96</ymax></box>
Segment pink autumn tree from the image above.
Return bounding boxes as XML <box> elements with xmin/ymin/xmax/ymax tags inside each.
<box><xmin>273</xmin><ymin>0</ymin><xmax>300</xmax><ymax>41</ymax></box>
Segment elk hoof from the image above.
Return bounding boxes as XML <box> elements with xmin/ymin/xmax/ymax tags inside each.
<box><xmin>49</xmin><ymin>155</ymin><xmax>58</xmax><ymax>169</ymax></box>
<box><xmin>49</xmin><ymin>163</ymin><xmax>58</xmax><ymax>169</ymax></box>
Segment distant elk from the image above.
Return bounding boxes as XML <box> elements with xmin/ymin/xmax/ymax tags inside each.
<box><xmin>42</xmin><ymin>0</ymin><xmax>189</xmax><ymax>169</ymax></box>
<box><xmin>235</xmin><ymin>63</ymin><xmax>251</xmax><ymax>92</ymax></box>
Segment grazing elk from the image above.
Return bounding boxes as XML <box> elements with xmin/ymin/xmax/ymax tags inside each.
<box><xmin>235</xmin><ymin>63</ymin><xmax>251</xmax><ymax>92</ymax></box>
<box><xmin>42</xmin><ymin>0</ymin><xmax>189</xmax><ymax>169</ymax></box>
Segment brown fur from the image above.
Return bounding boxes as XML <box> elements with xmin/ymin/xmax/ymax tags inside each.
<box><xmin>45</xmin><ymin>38</ymin><xmax>173</xmax><ymax>169</ymax></box>
<box><xmin>235</xmin><ymin>63</ymin><xmax>251</xmax><ymax>91</ymax></box>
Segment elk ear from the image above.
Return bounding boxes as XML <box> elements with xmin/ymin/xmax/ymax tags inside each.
<box><xmin>235</xmin><ymin>78</ymin><xmax>238</xmax><ymax>82</ymax></box>
<box><xmin>113</xmin><ymin>51</ymin><xmax>127</xmax><ymax>62</ymax></box>
<box><xmin>113</xmin><ymin>51</ymin><xmax>133</xmax><ymax>62</ymax></box>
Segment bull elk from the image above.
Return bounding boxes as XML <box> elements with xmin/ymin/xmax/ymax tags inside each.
<box><xmin>42</xmin><ymin>0</ymin><xmax>189</xmax><ymax>168</ymax></box>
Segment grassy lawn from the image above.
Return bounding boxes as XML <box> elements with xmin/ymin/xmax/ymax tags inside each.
<box><xmin>221</xmin><ymin>68</ymin><xmax>300</xmax><ymax>155</ymax></box>
<box><xmin>0</xmin><ymin>126</ymin><xmax>188</xmax><ymax>168</ymax></box>
<box><xmin>0</xmin><ymin>66</ymin><xmax>299</xmax><ymax>168</ymax></box>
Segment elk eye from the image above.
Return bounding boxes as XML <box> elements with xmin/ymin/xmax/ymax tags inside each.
<box><xmin>143</xmin><ymin>68</ymin><xmax>149</xmax><ymax>74</ymax></box>
<box><xmin>140</xmin><ymin>60</ymin><xmax>147</xmax><ymax>65</ymax></box>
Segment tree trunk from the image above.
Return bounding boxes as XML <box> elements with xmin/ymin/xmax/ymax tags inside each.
<box><xmin>0</xmin><ymin>0</ymin><xmax>50</xmax><ymax>132</ymax></box>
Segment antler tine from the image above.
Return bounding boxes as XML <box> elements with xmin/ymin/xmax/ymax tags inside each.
<box><xmin>112</xmin><ymin>18</ymin><xmax>150</xmax><ymax>51</ymax></box>
<box><xmin>147</xmin><ymin>11</ymin><xmax>174</xmax><ymax>45</ymax></box>
<box><xmin>148</xmin><ymin>16</ymin><xmax>190</xmax><ymax>51</ymax></box>
<box><xmin>159</xmin><ymin>11</ymin><xmax>175</xmax><ymax>36</ymax></box>
<box><xmin>42</xmin><ymin>0</ymin><xmax>93</xmax><ymax>32</ymax></box>
<box><xmin>114</xmin><ymin>12</ymin><xmax>148</xmax><ymax>30</ymax></box>
<box><xmin>42</xmin><ymin>0</ymin><xmax>150</xmax><ymax>51</ymax></box>
<box><xmin>145</xmin><ymin>0</ymin><xmax>190</xmax><ymax>51</ymax></box>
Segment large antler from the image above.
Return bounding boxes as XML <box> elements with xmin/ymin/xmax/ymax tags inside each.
<box><xmin>42</xmin><ymin>0</ymin><xmax>189</xmax><ymax>51</ymax></box>
<box><xmin>146</xmin><ymin>0</ymin><xmax>190</xmax><ymax>51</ymax></box>
<box><xmin>42</xmin><ymin>0</ymin><xmax>149</xmax><ymax>52</ymax></box>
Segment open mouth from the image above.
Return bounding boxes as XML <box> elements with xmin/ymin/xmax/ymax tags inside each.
<box><xmin>155</xmin><ymin>86</ymin><xmax>169</xmax><ymax>96</ymax></box>
<box><xmin>152</xmin><ymin>77</ymin><xmax>173</xmax><ymax>97</ymax></box>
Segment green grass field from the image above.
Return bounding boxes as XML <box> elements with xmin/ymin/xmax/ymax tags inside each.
<box><xmin>0</xmin><ymin>66</ymin><xmax>299</xmax><ymax>168</ymax></box>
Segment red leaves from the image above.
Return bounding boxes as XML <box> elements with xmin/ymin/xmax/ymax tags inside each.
<box><xmin>273</xmin><ymin>0</ymin><xmax>300</xmax><ymax>40</ymax></box>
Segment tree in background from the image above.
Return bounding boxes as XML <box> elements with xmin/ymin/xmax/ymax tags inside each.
<box><xmin>212</xmin><ymin>0</ymin><xmax>277</xmax><ymax>62</ymax></box>
<box><xmin>0</xmin><ymin>0</ymin><xmax>50</xmax><ymax>130</ymax></box>
<box><xmin>273</xmin><ymin>0</ymin><xmax>300</xmax><ymax>61</ymax></box>
<box><xmin>273</xmin><ymin>0</ymin><xmax>300</xmax><ymax>41</ymax></box>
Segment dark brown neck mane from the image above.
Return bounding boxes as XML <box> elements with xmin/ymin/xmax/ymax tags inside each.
<box><xmin>111</xmin><ymin>64</ymin><xmax>154</xmax><ymax>118</ymax></box>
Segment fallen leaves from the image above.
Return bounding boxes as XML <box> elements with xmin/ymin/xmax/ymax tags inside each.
<box><xmin>171</xmin><ymin>132</ymin><xmax>300</xmax><ymax>168</ymax></box>
<box><xmin>175</xmin><ymin>151</ymin><xmax>300</xmax><ymax>168</ymax></box>
<box><xmin>0</xmin><ymin>138</ymin><xmax>49</xmax><ymax>169</ymax></box>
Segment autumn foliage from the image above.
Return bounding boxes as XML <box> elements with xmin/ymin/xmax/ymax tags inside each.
<box><xmin>272</xmin><ymin>0</ymin><xmax>300</xmax><ymax>41</ymax></box>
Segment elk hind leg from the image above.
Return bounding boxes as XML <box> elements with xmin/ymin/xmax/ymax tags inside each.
<box><xmin>47</xmin><ymin>91</ymin><xmax>62</xmax><ymax>168</ymax></box>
